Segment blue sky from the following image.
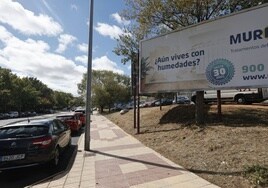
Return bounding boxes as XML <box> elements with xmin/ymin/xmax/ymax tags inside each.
<box><xmin>0</xmin><ymin>0</ymin><xmax>131</xmax><ymax>96</ymax></box>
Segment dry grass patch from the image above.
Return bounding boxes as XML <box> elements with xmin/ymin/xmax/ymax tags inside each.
<box><xmin>104</xmin><ymin>104</ymin><xmax>268</xmax><ymax>188</ymax></box>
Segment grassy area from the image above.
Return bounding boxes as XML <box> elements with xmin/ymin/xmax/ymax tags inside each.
<box><xmin>104</xmin><ymin>104</ymin><xmax>268</xmax><ymax>188</ymax></box>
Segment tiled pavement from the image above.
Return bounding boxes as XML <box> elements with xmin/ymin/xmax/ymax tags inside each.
<box><xmin>32</xmin><ymin>113</ymin><xmax>220</xmax><ymax>188</ymax></box>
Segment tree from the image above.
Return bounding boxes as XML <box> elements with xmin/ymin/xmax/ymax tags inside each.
<box><xmin>0</xmin><ymin>67</ymin><xmax>14</xmax><ymax>112</ymax></box>
<box><xmin>78</xmin><ymin>70</ymin><xmax>131</xmax><ymax>113</ymax></box>
<box><xmin>0</xmin><ymin>67</ymin><xmax>80</xmax><ymax>113</ymax></box>
<box><xmin>12</xmin><ymin>78</ymin><xmax>39</xmax><ymax>113</ymax></box>
<box><xmin>227</xmin><ymin>0</ymin><xmax>268</xmax><ymax>13</ymax></box>
<box><xmin>53</xmin><ymin>91</ymin><xmax>74</xmax><ymax>110</ymax></box>
<box><xmin>23</xmin><ymin>77</ymin><xmax>55</xmax><ymax>111</ymax></box>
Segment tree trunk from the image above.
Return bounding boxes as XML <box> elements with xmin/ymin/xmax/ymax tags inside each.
<box><xmin>195</xmin><ymin>91</ymin><xmax>204</xmax><ymax>125</ymax></box>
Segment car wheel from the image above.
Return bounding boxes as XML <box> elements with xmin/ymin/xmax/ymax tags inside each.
<box><xmin>191</xmin><ymin>96</ymin><xmax>196</xmax><ymax>104</ymax></box>
<box><xmin>236</xmin><ymin>96</ymin><xmax>246</xmax><ymax>104</ymax></box>
<box><xmin>51</xmin><ymin>147</ymin><xmax>60</xmax><ymax>167</ymax></box>
<box><xmin>67</xmin><ymin>138</ymin><xmax>72</xmax><ymax>148</ymax></box>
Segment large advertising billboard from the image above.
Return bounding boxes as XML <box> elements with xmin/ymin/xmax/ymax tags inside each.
<box><xmin>139</xmin><ymin>4</ymin><xmax>268</xmax><ymax>94</ymax></box>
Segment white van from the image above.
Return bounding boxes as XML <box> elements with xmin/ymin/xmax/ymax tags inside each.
<box><xmin>191</xmin><ymin>88</ymin><xmax>268</xmax><ymax>104</ymax></box>
<box><xmin>8</xmin><ymin>111</ymin><xmax>19</xmax><ymax>118</ymax></box>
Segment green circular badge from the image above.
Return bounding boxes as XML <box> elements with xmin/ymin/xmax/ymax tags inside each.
<box><xmin>206</xmin><ymin>59</ymin><xmax>235</xmax><ymax>85</ymax></box>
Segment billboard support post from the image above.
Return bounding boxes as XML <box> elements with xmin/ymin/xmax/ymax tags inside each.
<box><xmin>195</xmin><ymin>91</ymin><xmax>204</xmax><ymax>125</ymax></box>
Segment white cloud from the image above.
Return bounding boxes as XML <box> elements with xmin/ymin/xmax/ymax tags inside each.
<box><xmin>93</xmin><ymin>56</ymin><xmax>124</xmax><ymax>74</ymax></box>
<box><xmin>0</xmin><ymin>0</ymin><xmax>63</xmax><ymax>36</ymax></box>
<box><xmin>41</xmin><ymin>0</ymin><xmax>63</xmax><ymax>27</ymax></box>
<box><xmin>71</xmin><ymin>4</ymin><xmax>78</xmax><ymax>11</ymax></box>
<box><xmin>111</xmin><ymin>13</ymin><xmax>130</xmax><ymax>25</ymax></box>
<box><xmin>0</xmin><ymin>26</ymin><xmax>86</xmax><ymax>96</ymax></box>
<box><xmin>75</xmin><ymin>55</ymin><xmax>88</xmax><ymax>65</ymax></box>
<box><xmin>94</xmin><ymin>22</ymin><xmax>123</xmax><ymax>40</ymax></box>
<box><xmin>77</xmin><ymin>43</ymin><xmax>88</xmax><ymax>53</ymax></box>
<box><xmin>127</xmin><ymin>65</ymin><xmax>131</xmax><ymax>70</ymax></box>
<box><xmin>56</xmin><ymin>34</ymin><xmax>77</xmax><ymax>53</ymax></box>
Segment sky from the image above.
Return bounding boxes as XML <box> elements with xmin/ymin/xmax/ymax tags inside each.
<box><xmin>0</xmin><ymin>0</ymin><xmax>131</xmax><ymax>96</ymax></box>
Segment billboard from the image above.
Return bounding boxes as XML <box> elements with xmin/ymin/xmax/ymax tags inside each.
<box><xmin>139</xmin><ymin>4</ymin><xmax>268</xmax><ymax>94</ymax></box>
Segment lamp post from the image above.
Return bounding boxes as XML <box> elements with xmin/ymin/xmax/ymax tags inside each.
<box><xmin>85</xmin><ymin>0</ymin><xmax>94</xmax><ymax>151</ymax></box>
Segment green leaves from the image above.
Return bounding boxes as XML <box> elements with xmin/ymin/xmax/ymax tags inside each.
<box><xmin>78</xmin><ymin>70</ymin><xmax>131</xmax><ymax>112</ymax></box>
<box><xmin>0</xmin><ymin>67</ymin><xmax>80</xmax><ymax>113</ymax></box>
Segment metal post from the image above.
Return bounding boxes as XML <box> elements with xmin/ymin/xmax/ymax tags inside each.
<box><xmin>85</xmin><ymin>0</ymin><xmax>94</xmax><ymax>151</ymax></box>
<box><xmin>137</xmin><ymin>92</ymin><xmax>140</xmax><ymax>134</ymax></box>
<box><xmin>136</xmin><ymin>53</ymin><xmax>140</xmax><ymax>134</ymax></box>
<box><xmin>217</xmin><ymin>90</ymin><xmax>222</xmax><ymax>121</ymax></box>
<box><xmin>132</xmin><ymin>61</ymin><xmax>136</xmax><ymax>129</ymax></box>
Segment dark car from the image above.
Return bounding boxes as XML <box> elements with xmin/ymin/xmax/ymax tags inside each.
<box><xmin>155</xmin><ymin>98</ymin><xmax>173</xmax><ymax>106</ymax></box>
<box><xmin>173</xmin><ymin>96</ymin><xmax>191</xmax><ymax>104</ymax></box>
<box><xmin>0</xmin><ymin>119</ymin><xmax>71</xmax><ymax>171</ymax></box>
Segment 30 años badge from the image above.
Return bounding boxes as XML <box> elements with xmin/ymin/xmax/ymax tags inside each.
<box><xmin>206</xmin><ymin>59</ymin><xmax>235</xmax><ymax>85</ymax></box>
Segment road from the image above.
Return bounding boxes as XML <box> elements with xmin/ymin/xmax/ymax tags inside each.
<box><xmin>0</xmin><ymin>113</ymin><xmax>84</xmax><ymax>188</ymax></box>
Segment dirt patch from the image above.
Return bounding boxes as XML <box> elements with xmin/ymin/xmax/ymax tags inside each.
<box><xmin>104</xmin><ymin>104</ymin><xmax>268</xmax><ymax>188</ymax></box>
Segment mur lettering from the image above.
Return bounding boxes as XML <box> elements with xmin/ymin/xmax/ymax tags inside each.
<box><xmin>230</xmin><ymin>27</ymin><xmax>268</xmax><ymax>45</ymax></box>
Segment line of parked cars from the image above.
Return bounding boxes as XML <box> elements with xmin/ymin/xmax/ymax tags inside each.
<box><xmin>112</xmin><ymin>96</ymin><xmax>191</xmax><ymax>112</ymax></box>
<box><xmin>0</xmin><ymin>111</ymin><xmax>37</xmax><ymax>120</ymax></box>
<box><xmin>0</xmin><ymin>108</ymin><xmax>87</xmax><ymax>171</ymax></box>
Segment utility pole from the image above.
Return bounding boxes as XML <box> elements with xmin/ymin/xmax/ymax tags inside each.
<box><xmin>85</xmin><ymin>0</ymin><xmax>94</xmax><ymax>151</ymax></box>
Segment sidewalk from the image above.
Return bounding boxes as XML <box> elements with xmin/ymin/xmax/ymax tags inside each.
<box><xmin>32</xmin><ymin>114</ymin><xmax>220</xmax><ymax>188</ymax></box>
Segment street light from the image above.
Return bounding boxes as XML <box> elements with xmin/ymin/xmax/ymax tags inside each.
<box><xmin>85</xmin><ymin>0</ymin><xmax>94</xmax><ymax>151</ymax></box>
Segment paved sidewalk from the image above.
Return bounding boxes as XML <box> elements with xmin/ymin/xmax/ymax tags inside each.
<box><xmin>32</xmin><ymin>114</ymin><xmax>220</xmax><ymax>188</ymax></box>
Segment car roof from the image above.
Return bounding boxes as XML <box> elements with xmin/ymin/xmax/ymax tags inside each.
<box><xmin>2</xmin><ymin>119</ymin><xmax>54</xmax><ymax>128</ymax></box>
<box><xmin>75</xmin><ymin>109</ymin><xmax>85</xmax><ymax>111</ymax></box>
<box><xmin>56</xmin><ymin>113</ymin><xmax>77</xmax><ymax>117</ymax></box>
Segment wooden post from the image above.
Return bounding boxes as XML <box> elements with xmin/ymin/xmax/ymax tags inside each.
<box><xmin>195</xmin><ymin>91</ymin><xmax>204</xmax><ymax>125</ymax></box>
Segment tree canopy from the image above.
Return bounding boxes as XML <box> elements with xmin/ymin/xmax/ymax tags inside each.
<box><xmin>78</xmin><ymin>70</ymin><xmax>131</xmax><ymax>112</ymax></box>
<box><xmin>0</xmin><ymin>67</ymin><xmax>82</xmax><ymax>114</ymax></box>
<box><xmin>115</xmin><ymin>0</ymin><xmax>268</xmax><ymax>66</ymax></box>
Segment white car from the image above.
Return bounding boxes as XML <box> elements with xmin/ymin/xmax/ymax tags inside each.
<box><xmin>8</xmin><ymin>111</ymin><xmax>19</xmax><ymax>118</ymax></box>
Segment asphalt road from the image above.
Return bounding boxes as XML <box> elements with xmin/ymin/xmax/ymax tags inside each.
<box><xmin>0</xmin><ymin>114</ymin><xmax>84</xmax><ymax>188</ymax></box>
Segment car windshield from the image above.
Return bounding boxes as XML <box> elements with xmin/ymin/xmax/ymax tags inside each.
<box><xmin>57</xmin><ymin>116</ymin><xmax>75</xmax><ymax>120</ymax></box>
<box><xmin>75</xmin><ymin>110</ymin><xmax>85</xmax><ymax>114</ymax></box>
<box><xmin>0</xmin><ymin>125</ymin><xmax>49</xmax><ymax>139</ymax></box>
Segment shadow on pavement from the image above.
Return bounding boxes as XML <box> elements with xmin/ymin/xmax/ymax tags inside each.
<box><xmin>0</xmin><ymin>145</ymin><xmax>78</xmax><ymax>188</ymax></box>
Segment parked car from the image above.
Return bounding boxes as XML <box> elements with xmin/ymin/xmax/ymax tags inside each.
<box><xmin>8</xmin><ymin>111</ymin><xmax>19</xmax><ymax>118</ymax></box>
<box><xmin>173</xmin><ymin>96</ymin><xmax>191</xmax><ymax>104</ymax></box>
<box><xmin>120</xmin><ymin>108</ymin><xmax>129</xmax><ymax>115</ymax></box>
<box><xmin>146</xmin><ymin>100</ymin><xmax>159</xmax><ymax>107</ymax></box>
<box><xmin>155</xmin><ymin>98</ymin><xmax>173</xmax><ymax>106</ymax></box>
<box><xmin>56</xmin><ymin>113</ymin><xmax>82</xmax><ymax>132</ymax></box>
<box><xmin>74</xmin><ymin>109</ymin><xmax>86</xmax><ymax>126</ymax></box>
<box><xmin>0</xmin><ymin>118</ymin><xmax>71</xmax><ymax>171</ymax></box>
<box><xmin>3</xmin><ymin>113</ymin><xmax>10</xmax><ymax>119</ymax></box>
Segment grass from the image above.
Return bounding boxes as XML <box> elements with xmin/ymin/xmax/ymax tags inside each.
<box><xmin>104</xmin><ymin>104</ymin><xmax>268</xmax><ymax>188</ymax></box>
<box><xmin>243</xmin><ymin>165</ymin><xmax>268</xmax><ymax>186</ymax></box>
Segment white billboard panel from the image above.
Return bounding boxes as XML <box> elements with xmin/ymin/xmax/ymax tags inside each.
<box><xmin>139</xmin><ymin>4</ymin><xmax>268</xmax><ymax>94</ymax></box>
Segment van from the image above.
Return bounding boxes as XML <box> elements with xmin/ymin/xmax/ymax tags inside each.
<box><xmin>191</xmin><ymin>88</ymin><xmax>268</xmax><ymax>104</ymax></box>
<box><xmin>8</xmin><ymin>111</ymin><xmax>19</xmax><ymax>118</ymax></box>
